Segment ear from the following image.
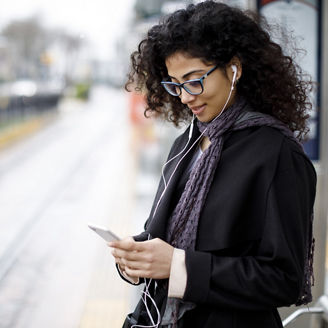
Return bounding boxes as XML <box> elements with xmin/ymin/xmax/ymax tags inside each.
<box><xmin>228</xmin><ymin>57</ymin><xmax>242</xmax><ymax>82</ymax></box>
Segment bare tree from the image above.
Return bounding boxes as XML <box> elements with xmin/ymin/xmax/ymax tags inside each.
<box><xmin>2</xmin><ymin>16</ymin><xmax>52</xmax><ymax>78</ymax></box>
<box><xmin>1</xmin><ymin>16</ymin><xmax>85</xmax><ymax>82</ymax></box>
<box><xmin>51</xmin><ymin>29</ymin><xmax>84</xmax><ymax>85</ymax></box>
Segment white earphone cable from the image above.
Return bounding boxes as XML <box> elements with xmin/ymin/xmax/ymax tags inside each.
<box><xmin>138</xmin><ymin>66</ymin><xmax>238</xmax><ymax>328</ymax></box>
<box><xmin>152</xmin><ymin>66</ymin><xmax>237</xmax><ymax>220</ymax></box>
<box><xmin>161</xmin><ymin>117</ymin><xmax>194</xmax><ymax>189</ymax></box>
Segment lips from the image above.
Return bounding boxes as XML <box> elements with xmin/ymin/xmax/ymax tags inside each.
<box><xmin>189</xmin><ymin>104</ymin><xmax>206</xmax><ymax>115</ymax></box>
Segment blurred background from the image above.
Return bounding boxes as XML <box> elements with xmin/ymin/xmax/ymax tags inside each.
<box><xmin>0</xmin><ymin>0</ymin><xmax>327</xmax><ymax>327</ymax></box>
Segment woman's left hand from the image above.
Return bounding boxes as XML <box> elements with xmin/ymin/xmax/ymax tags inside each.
<box><xmin>109</xmin><ymin>237</ymin><xmax>174</xmax><ymax>279</ymax></box>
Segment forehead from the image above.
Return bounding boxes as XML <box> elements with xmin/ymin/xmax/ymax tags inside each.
<box><xmin>165</xmin><ymin>52</ymin><xmax>209</xmax><ymax>76</ymax></box>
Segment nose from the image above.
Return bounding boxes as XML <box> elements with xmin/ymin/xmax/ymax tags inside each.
<box><xmin>179</xmin><ymin>88</ymin><xmax>196</xmax><ymax>104</ymax></box>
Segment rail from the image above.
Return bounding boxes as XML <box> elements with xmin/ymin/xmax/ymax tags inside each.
<box><xmin>283</xmin><ymin>295</ymin><xmax>328</xmax><ymax>327</ymax></box>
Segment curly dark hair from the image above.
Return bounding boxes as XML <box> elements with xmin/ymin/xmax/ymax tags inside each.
<box><xmin>125</xmin><ymin>0</ymin><xmax>313</xmax><ymax>140</ymax></box>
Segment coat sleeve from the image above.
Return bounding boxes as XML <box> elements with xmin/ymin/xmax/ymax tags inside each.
<box><xmin>183</xmin><ymin>140</ymin><xmax>316</xmax><ymax>311</ymax></box>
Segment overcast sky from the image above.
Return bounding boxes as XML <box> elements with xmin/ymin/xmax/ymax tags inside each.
<box><xmin>0</xmin><ymin>0</ymin><xmax>135</xmax><ymax>60</ymax></box>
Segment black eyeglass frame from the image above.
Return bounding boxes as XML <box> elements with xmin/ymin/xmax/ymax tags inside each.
<box><xmin>161</xmin><ymin>65</ymin><xmax>219</xmax><ymax>97</ymax></box>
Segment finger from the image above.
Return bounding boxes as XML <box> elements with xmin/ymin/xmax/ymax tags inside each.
<box><xmin>110</xmin><ymin>249</ymin><xmax>124</xmax><ymax>263</ymax></box>
<box><xmin>111</xmin><ymin>247</ymin><xmax>149</xmax><ymax>262</ymax></box>
<box><xmin>108</xmin><ymin>236</ymin><xmax>132</xmax><ymax>247</ymax></box>
<box><xmin>117</xmin><ymin>262</ymin><xmax>126</xmax><ymax>271</ymax></box>
<box><xmin>109</xmin><ymin>237</ymin><xmax>140</xmax><ymax>251</ymax></box>
<box><xmin>111</xmin><ymin>248</ymin><xmax>133</xmax><ymax>260</ymax></box>
<box><xmin>125</xmin><ymin>266</ymin><xmax>151</xmax><ymax>279</ymax></box>
<box><xmin>123</xmin><ymin>258</ymin><xmax>155</xmax><ymax>272</ymax></box>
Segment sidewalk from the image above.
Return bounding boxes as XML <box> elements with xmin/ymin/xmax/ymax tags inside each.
<box><xmin>0</xmin><ymin>87</ymin><xmax>172</xmax><ymax>328</ymax></box>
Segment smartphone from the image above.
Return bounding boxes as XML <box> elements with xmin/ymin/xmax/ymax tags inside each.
<box><xmin>88</xmin><ymin>223</ymin><xmax>120</xmax><ymax>242</ymax></box>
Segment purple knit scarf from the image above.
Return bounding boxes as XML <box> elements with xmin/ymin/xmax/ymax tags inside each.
<box><xmin>166</xmin><ymin>97</ymin><xmax>314</xmax><ymax>311</ymax></box>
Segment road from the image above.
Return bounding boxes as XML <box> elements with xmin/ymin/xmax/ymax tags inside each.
<box><xmin>0</xmin><ymin>86</ymin><xmax>152</xmax><ymax>328</ymax></box>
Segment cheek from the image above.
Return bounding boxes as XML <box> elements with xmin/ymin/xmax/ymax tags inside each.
<box><xmin>207</xmin><ymin>80</ymin><xmax>231</xmax><ymax>101</ymax></box>
<box><xmin>204</xmin><ymin>88</ymin><xmax>225</xmax><ymax>104</ymax></box>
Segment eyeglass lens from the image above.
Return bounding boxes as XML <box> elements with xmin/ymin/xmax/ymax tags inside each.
<box><xmin>165</xmin><ymin>80</ymin><xmax>203</xmax><ymax>96</ymax></box>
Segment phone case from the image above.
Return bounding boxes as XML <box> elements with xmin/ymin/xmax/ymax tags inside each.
<box><xmin>88</xmin><ymin>224</ymin><xmax>120</xmax><ymax>242</ymax></box>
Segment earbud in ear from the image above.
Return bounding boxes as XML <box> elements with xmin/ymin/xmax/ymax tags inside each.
<box><xmin>231</xmin><ymin>65</ymin><xmax>237</xmax><ymax>85</ymax></box>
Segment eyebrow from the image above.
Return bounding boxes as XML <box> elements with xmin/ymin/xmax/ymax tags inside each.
<box><xmin>169</xmin><ymin>69</ymin><xmax>206</xmax><ymax>81</ymax></box>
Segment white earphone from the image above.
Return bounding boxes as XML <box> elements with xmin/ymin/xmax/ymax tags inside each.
<box><xmin>231</xmin><ymin>64</ymin><xmax>238</xmax><ymax>89</ymax></box>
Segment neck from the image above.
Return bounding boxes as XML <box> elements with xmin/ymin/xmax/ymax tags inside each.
<box><xmin>200</xmin><ymin>136</ymin><xmax>211</xmax><ymax>151</ymax></box>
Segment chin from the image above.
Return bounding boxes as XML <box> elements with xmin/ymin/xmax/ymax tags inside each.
<box><xmin>197</xmin><ymin>114</ymin><xmax>213</xmax><ymax>123</ymax></box>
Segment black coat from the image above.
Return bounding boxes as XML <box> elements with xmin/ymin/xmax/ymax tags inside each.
<box><xmin>125</xmin><ymin>124</ymin><xmax>317</xmax><ymax>328</ymax></box>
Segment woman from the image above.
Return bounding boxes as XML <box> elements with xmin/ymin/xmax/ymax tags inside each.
<box><xmin>109</xmin><ymin>1</ymin><xmax>317</xmax><ymax>327</ymax></box>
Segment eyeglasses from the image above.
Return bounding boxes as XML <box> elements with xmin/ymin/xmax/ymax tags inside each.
<box><xmin>161</xmin><ymin>65</ymin><xmax>218</xmax><ymax>97</ymax></box>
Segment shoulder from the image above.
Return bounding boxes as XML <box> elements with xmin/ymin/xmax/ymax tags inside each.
<box><xmin>226</xmin><ymin>125</ymin><xmax>305</xmax><ymax>159</ymax></box>
<box><xmin>245</xmin><ymin>126</ymin><xmax>316</xmax><ymax>185</ymax></box>
<box><xmin>277</xmin><ymin>134</ymin><xmax>316</xmax><ymax>185</ymax></box>
<box><xmin>226</xmin><ymin>125</ymin><xmax>284</xmax><ymax>149</ymax></box>
<box><xmin>224</xmin><ymin>126</ymin><xmax>315</xmax><ymax>179</ymax></box>
<box><xmin>223</xmin><ymin>126</ymin><xmax>286</xmax><ymax>169</ymax></box>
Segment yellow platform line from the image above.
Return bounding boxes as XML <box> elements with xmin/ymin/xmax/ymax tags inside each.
<box><xmin>0</xmin><ymin>114</ymin><xmax>57</xmax><ymax>149</ymax></box>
